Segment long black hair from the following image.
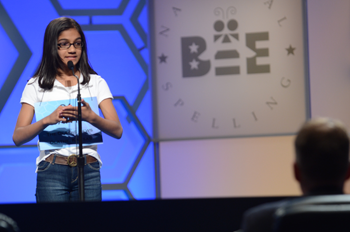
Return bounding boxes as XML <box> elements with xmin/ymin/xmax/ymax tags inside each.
<box><xmin>34</xmin><ymin>17</ymin><xmax>96</xmax><ymax>90</ymax></box>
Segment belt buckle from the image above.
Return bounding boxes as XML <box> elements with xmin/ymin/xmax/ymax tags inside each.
<box><xmin>67</xmin><ymin>154</ymin><xmax>78</xmax><ymax>167</ymax></box>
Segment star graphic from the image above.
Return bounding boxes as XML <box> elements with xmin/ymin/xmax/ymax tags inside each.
<box><xmin>286</xmin><ymin>45</ymin><xmax>296</xmax><ymax>55</ymax></box>
<box><xmin>158</xmin><ymin>53</ymin><xmax>168</xmax><ymax>63</ymax></box>
<box><xmin>189</xmin><ymin>43</ymin><xmax>199</xmax><ymax>53</ymax></box>
<box><xmin>189</xmin><ymin>59</ymin><xmax>199</xmax><ymax>70</ymax></box>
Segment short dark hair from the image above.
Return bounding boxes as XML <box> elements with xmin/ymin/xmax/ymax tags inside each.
<box><xmin>34</xmin><ymin>17</ymin><xmax>96</xmax><ymax>90</ymax></box>
<box><xmin>295</xmin><ymin>118</ymin><xmax>350</xmax><ymax>183</ymax></box>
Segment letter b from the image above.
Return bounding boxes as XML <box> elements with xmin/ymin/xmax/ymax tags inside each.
<box><xmin>181</xmin><ymin>36</ymin><xmax>210</xmax><ymax>77</ymax></box>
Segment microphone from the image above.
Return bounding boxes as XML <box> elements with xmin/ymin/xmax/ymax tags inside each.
<box><xmin>66</xmin><ymin>61</ymin><xmax>84</xmax><ymax>200</ymax></box>
<box><xmin>67</xmin><ymin>61</ymin><xmax>79</xmax><ymax>81</ymax></box>
<box><xmin>67</xmin><ymin>60</ymin><xmax>74</xmax><ymax>72</ymax></box>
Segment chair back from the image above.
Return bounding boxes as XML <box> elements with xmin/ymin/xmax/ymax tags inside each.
<box><xmin>273</xmin><ymin>195</ymin><xmax>350</xmax><ymax>232</ymax></box>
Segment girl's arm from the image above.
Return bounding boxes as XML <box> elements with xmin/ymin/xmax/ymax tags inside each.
<box><xmin>13</xmin><ymin>103</ymin><xmax>68</xmax><ymax>146</ymax></box>
<box><xmin>87</xmin><ymin>98</ymin><xmax>123</xmax><ymax>139</ymax></box>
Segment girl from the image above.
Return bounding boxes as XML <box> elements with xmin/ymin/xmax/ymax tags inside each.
<box><xmin>12</xmin><ymin>17</ymin><xmax>123</xmax><ymax>202</ymax></box>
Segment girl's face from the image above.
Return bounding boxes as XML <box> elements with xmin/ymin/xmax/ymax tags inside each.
<box><xmin>57</xmin><ymin>28</ymin><xmax>82</xmax><ymax>68</ymax></box>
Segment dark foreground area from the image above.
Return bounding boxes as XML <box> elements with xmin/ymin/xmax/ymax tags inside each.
<box><xmin>0</xmin><ymin>196</ymin><xmax>293</xmax><ymax>232</ymax></box>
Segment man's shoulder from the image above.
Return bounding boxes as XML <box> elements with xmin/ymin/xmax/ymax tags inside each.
<box><xmin>242</xmin><ymin>199</ymin><xmax>290</xmax><ymax>232</ymax></box>
<box><xmin>246</xmin><ymin>199</ymin><xmax>288</xmax><ymax>217</ymax></box>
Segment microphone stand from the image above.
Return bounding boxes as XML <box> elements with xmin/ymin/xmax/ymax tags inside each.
<box><xmin>69</xmin><ymin>62</ymin><xmax>85</xmax><ymax>201</ymax></box>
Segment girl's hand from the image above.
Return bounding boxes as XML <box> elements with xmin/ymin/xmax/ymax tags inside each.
<box><xmin>61</xmin><ymin>99</ymin><xmax>96</xmax><ymax>123</ymax></box>
<box><xmin>80</xmin><ymin>98</ymin><xmax>96</xmax><ymax>122</ymax></box>
<box><xmin>44</xmin><ymin>105</ymin><xmax>68</xmax><ymax>125</ymax></box>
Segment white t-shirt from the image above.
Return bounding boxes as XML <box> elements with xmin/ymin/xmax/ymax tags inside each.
<box><xmin>20</xmin><ymin>74</ymin><xmax>113</xmax><ymax>169</ymax></box>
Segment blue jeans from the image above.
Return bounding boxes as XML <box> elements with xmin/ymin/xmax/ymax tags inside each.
<box><xmin>36</xmin><ymin>155</ymin><xmax>102</xmax><ymax>202</ymax></box>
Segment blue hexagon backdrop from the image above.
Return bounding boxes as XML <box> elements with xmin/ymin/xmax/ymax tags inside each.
<box><xmin>0</xmin><ymin>0</ymin><xmax>157</xmax><ymax>203</ymax></box>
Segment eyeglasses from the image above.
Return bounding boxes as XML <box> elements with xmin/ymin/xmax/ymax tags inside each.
<box><xmin>58</xmin><ymin>41</ymin><xmax>83</xmax><ymax>50</ymax></box>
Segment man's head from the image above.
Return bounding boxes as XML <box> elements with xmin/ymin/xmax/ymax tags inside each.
<box><xmin>294</xmin><ymin>118</ymin><xmax>350</xmax><ymax>194</ymax></box>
